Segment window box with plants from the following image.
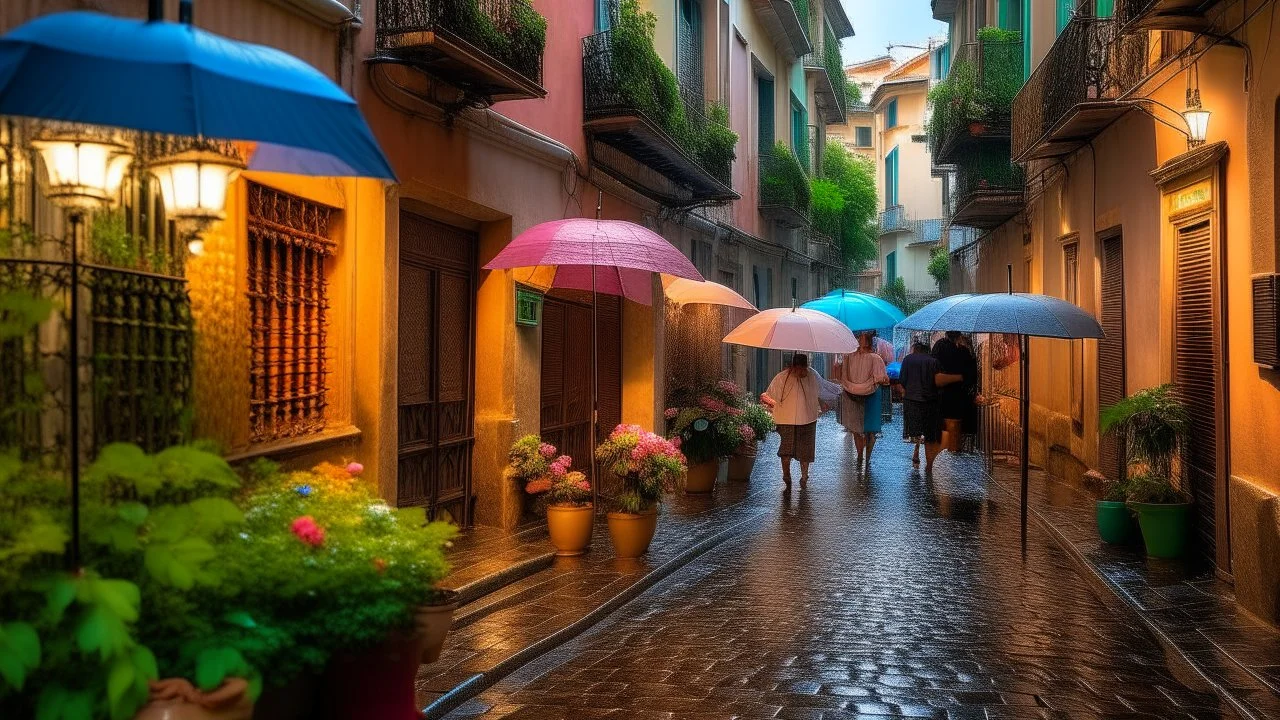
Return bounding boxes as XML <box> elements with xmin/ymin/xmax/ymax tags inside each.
<box><xmin>0</xmin><ymin>444</ymin><xmax>456</xmax><ymax>720</ymax></box>
<box><xmin>505</xmin><ymin>435</ymin><xmax>594</xmax><ymax>556</ymax></box>
<box><xmin>664</xmin><ymin>381</ymin><xmax>760</xmax><ymax>493</ymax></box>
<box><xmin>594</xmin><ymin>425</ymin><xmax>686</xmax><ymax>558</ymax></box>
<box><xmin>1100</xmin><ymin>384</ymin><xmax>1193</xmax><ymax>558</ymax></box>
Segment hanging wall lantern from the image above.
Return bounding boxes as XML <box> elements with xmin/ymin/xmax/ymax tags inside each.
<box><xmin>149</xmin><ymin>137</ymin><xmax>245</xmax><ymax>225</ymax></box>
<box><xmin>1181</xmin><ymin>65</ymin><xmax>1210</xmax><ymax>150</ymax></box>
<box><xmin>31</xmin><ymin>125</ymin><xmax>132</xmax><ymax>210</ymax></box>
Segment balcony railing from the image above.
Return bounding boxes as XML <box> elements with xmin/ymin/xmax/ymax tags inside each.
<box><xmin>582</xmin><ymin>30</ymin><xmax>738</xmax><ymax>207</ymax></box>
<box><xmin>878</xmin><ymin>205</ymin><xmax>909</xmax><ymax>234</ymax></box>
<box><xmin>749</xmin><ymin>0</ymin><xmax>812</xmax><ymax>59</ymax></box>
<box><xmin>930</xmin><ymin>36</ymin><xmax>1022</xmax><ymax>164</ymax></box>
<box><xmin>758</xmin><ymin>150</ymin><xmax>810</xmax><ymax>228</ymax></box>
<box><xmin>803</xmin><ymin>25</ymin><xmax>848</xmax><ymax>124</ymax></box>
<box><xmin>1115</xmin><ymin>0</ymin><xmax>1214</xmax><ymax>31</ymax></box>
<box><xmin>1011</xmin><ymin>17</ymin><xmax>1149</xmax><ymax>161</ymax></box>
<box><xmin>949</xmin><ymin>145</ymin><xmax>1024</xmax><ymax>229</ymax></box>
<box><xmin>373</xmin><ymin>0</ymin><xmax>547</xmax><ymax>102</ymax></box>
<box><xmin>946</xmin><ymin>224</ymin><xmax>980</xmax><ymax>250</ymax></box>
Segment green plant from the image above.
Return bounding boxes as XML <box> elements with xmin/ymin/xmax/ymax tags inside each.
<box><xmin>810</xmin><ymin>178</ymin><xmax>845</xmax><ymax>239</ymax></box>
<box><xmin>440</xmin><ymin>0</ymin><xmax>547</xmax><ymax>82</ymax></box>
<box><xmin>760</xmin><ymin>142</ymin><xmax>810</xmax><ymax>213</ymax></box>
<box><xmin>1125</xmin><ymin>474</ymin><xmax>1190</xmax><ymax>504</ymax></box>
<box><xmin>89</xmin><ymin>209</ymin><xmax>141</xmax><ymax>269</ymax></box>
<box><xmin>1100</xmin><ymin>384</ymin><xmax>1189</xmax><ymax>482</ymax></box>
<box><xmin>740</xmin><ymin>402</ymin><xmax>776</xmax><ymax>441</ymax></box>
<box><xmin>700</xmin><ymin>101</ymin><xmax>739</xmax><ymax>180</ymax></box>
<box><xmin>595</xmin><ymin>424</ymin><xmax>685</xmax><ymax>513</ymax></box>
<box><xmin>664</xmin><ymin>382</ymin><xmax>751</xmax><ymax>466</ymax></box>
<box><xmin>505</xmin><ymin>435</ymin><xmax>591</xmax><ymax>508</ymax></box>
<box><xmin>926</xmin><ymin>60</ymin><xmax>983</xmax><ymax>151</ymax></box>
<box><xmin>820</xmin><ymin>144</ymin><xmax>878</xmax><ymax>270</ymax></box>
<box><xmin>927</xmin><ymin>246</ymin><xmax>951</xmax><ymax>292</ymax></box>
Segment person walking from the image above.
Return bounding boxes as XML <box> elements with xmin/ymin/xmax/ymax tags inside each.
<box><xmin>761</xmin><ymin>353</ymin><xmax>823</xmax><ymax>487</ymax></box>
<box><xmin>901</xmin><ymin>341</ymin><xmax>962</xmax><ymax>473</ymax></box>
<box><xmin>838</xmin><ymin>331</ymin><xmax>890</xmax><ymax>468</ymax></box>
<box><xmin>932</xmin><ymin>331</ymin><xmax>971</xmax><ymax>455</ymax></box>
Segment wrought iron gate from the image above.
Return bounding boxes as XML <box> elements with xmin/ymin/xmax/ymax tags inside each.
<box><xmin>397</xmin><ymin>211</ymin><xmax>476</xmax><ymax>525</ymax></box>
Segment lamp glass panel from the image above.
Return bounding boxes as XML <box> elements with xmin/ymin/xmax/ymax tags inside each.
<box><xmin>1183</xmin><ymin>109</ymin><xmax>1210</xmax><ymax>143</ymax></box>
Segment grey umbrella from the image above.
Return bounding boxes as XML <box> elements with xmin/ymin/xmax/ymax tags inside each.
<box><xmin>896</xmin><ymin>291</ymin><xmax>1104</xmax><ymax>546</ymax></box>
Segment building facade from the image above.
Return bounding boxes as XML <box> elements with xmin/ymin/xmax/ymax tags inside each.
<box><xmin>936</xmin><ymin>0</ymin><xmax>1280</xmax><ymax>625</ymax></box>
<box><xmin>1</xmin><ymin>0</ymin><xmax>855</xmax><ymax>534</ymax></box>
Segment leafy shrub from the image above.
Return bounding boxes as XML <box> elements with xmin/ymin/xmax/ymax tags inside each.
<box><xmin>441</xmin><ymin>0</ymin><xmax>547</xmax><ymax>82</ymax></box>
<box><xmin>760</xmin><ymin>142</ymin><xmax>810</xmax><ymax>213</ymax></box>
<box><xmin>820</xmin><ymin>144</ymin><xmax>878</xmax><ymax>270</ymax></box>
<box><xmin>90</xmin><ymin>209</ymin><xmax>141</xmax><ymax>269</ymax></box>
<box><xmin>1100</xmin><ymin>384</ymin><xmax>1191</xmax><ymax>501</ymax></box>
<box><xmin>810</xmin><ymin>178</ymin><xmax>845</xmax><ymax>239</ymax></box>
<box><xmin>926</xmin><ymin>60</ymin><xmax>982</xmax><ymax>150</ymax></box>
<box><xmin>740</xmin><ymin>401</ymin><xmax>775</xmax><ymax>440</ymax></box>
<box><xmin>927</xmin><ymin>246</ymin><xmax>951</xmax><ymax>292</ymax></box>
<box><xmin>595</xmin><ymin>425</ymin><xmax>685</xmax><ymax>513</ymax></box>
<box><xmin>700</xmin><ymin>101</ymin><xmax>739</xmax><ymax>180</ymax></box>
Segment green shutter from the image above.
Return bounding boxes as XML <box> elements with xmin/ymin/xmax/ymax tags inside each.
<box><xmin>1022</xmin><ymin>0</ymin><xmax>1031</xmax><ymax>80</ymax></box>
<box><xmin>886</xmin><ymin>98</ymin><xmax>898</xmax><ymax>129</ymax></box>
<box><xmin>886</xmin><ymin>251</ymin><xmax>897</xmax><ymax>282</ymax></box>
<box><xmin>1095</xmin><ymin>0</ymin><xmax>1114</xmax><ymax>16</ymax></box>
<box><xmin>757</xmin><ymin>76</ymin><xmax>775</xmax><ymax>157</ymax></box>
<box><xmin>885</xmin><ymin>146</ymin><xmax>899</xmax><ymax>207</ymax></box>
<box><xmin>1056</xmin><ymin>0</ymin><xmax>1072</xmax><ymax>33</ymax></box>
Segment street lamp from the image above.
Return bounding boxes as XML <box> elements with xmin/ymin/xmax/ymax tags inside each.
<box><xmin>149</xmin><ymin>138</ymin><xmax>244</xmax><ymax>231</ymax></box>
<box><xmin>31</xmin><ymin>127</ymin><xmax>132</xmax><ymax>210</ymax></box>
<box><xmin>1182</xmin><ymin>87</ymin><xmax>1210</xmax><ymax>149</ymax></box>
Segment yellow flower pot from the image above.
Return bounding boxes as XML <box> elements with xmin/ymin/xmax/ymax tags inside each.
<box><xmin>546</xmin><ymin>503</ymin><xmax>594</xmax><ymax>556</ymax></box>
<box><xmin>607</xmin><ymin>509</ymin><xmax>658</xmax><ymax>558</ymax></box>
<box><xmin>684</xmin><ymin>460</ymin><xmax>720</xmax><ymax>494</ymax></box>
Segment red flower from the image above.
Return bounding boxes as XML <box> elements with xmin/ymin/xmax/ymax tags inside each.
<box><xmin>290</xmin><ymin>515</ymin><xmax>326</xmax><ymax>547</ymax></box>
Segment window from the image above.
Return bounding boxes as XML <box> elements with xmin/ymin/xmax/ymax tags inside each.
<box><xmin>854</xmin><ymin>126</ymin><xmax>873</xmax><ymax>147</ymax></box>
<box><xmin>1022</xmin><ymin>0</ymin><xmax>1032</xmax><ymax>80</ymax></box>
<box><xmin>1095</xmin><ymin>0</ymin><xmax>1114</xmax><ymax>16</ymax></box>
<box><xmin>999</xmin><ymin>0</ymin><xmax>1023</xmax><ymax>29</ymax></box>
<box><xmin>791</xmin><ymin>95</ymin><xmax>807</xmax><ymax>167</ymax></box>
<box><xmin>1056</xmin><ymin>0</ymin><xmax>1073</xmax><ymax>33</ymax></box>
<box><xmin>932</xmin><ymin>43</ymin><xmax>950</xmax><ymax>79</ymax></box>
<box><xmin>886</xmin><ymin>251</ymin><xmax>897</xmax><ymax>282</ymax></box>
<box><xmin>247</xmin><ymin>183</ymin><xmax>335</xmax><ymax>443</ymax></box>
<box><xmin>885</xmin><ymin>98</ymin><xmax>898</xmax><ymax>129</ymax></box>
<box><xmin>757</xmin><ymin>75</ymin><xmax>775</xmax><ymax>156</ymax></box>
<box><xmin>884</xmin><ymin>146</ymin><xmax>900</xmax><ymax>207</ymax></box>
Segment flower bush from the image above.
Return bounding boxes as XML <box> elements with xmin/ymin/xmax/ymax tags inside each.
<box><xmin>664</xmin><ymin>380</ymin><xmax>758</xmax><ymax>466</ymax></box>
<box><xmin>505</xmin><ymin>435</ymin><xmax>592</xmax><ymax>508</ymax></box>
<box><xmin>739</xmin><ymin>401</ymin><xmax>776</xmax><ymax>443</ymax></box>
<box><xmin>595</xmin><ymin>425</ymin><xmax>685</xmax><ymax>514</ymax></box>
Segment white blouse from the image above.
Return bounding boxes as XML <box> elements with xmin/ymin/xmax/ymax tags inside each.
<box><xmin>766</xmin><ymin>368</ymin><xmax>822</xmax><ymax>426</ymax></box>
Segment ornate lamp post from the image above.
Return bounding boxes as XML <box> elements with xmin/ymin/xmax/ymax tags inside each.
<box><xmin>148</xmin><ymin>138</ymin><xmax>244</xmax><ymax>255</ymax></box>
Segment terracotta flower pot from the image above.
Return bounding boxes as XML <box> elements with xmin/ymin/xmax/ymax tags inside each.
<box><xmin>726</xmin><ymin>442</ymin><xmax>758</xmax><ymax>482</ymax></box>
<box><xmin>415</xmin><ymin>592</ymin><xmax>459</xmax><ymax>664</ymax></box>
<box><xmin>607</xmin><ymin>509</ymin><xmax>658</xmax><ymax>558</ymax></box>
<box><xmin>684</xmin><ymin>461</ymin><xmax>720</xmax><ymax>494</ymax></box>
<box><xmin>318</xmin><ymin>624</ymin><xmax>433</xmax><ymax>720</ymax></box>
<box><xmin>546</xmin><ymin>503</ymin><xmax>594</xmax><ymax>556</ymax></box>
<box><xmin>136</xmin><ymin>678</ymin><xmax>253</xmax><ymax>720</ymax></box>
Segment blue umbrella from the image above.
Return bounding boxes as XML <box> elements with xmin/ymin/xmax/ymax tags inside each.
<box><xmin>897</xmin><ymin>292</ymin><xmax>1103</xmax><ymax>547</ymax></box>
<box><xmin>801</xmin><ymin>289</ymin><xmax>906</xmax><ymax>332</ymax></box>
<box><xmin>0</xmin><ymin>11</ymin><xmax>395</xmax><ymax>179</ymax></box>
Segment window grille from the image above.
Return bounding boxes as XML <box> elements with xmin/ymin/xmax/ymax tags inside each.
<box><xmin>246</xmin><ymin>183</ymin><xmax>335</xmax><ymax>443</ymax></box>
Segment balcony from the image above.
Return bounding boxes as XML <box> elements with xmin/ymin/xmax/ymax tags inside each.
<box><xmin>1011</xmin><ymin>17</ymin><xmax>1150</xmax><ymax>162</ymax></box>
<box><xmin>373</xmin><ymin>0</ymin><xmax>547</xmax><ymax>103</ymax></box>
<box><xmin>1115</xmin><ymin>0</ymin><xmax>1215</xmax><ymax>31</ymax></box>
<box><xmin>948</xmin><ymin>146</ymin><xmax>1024</xmax><ymax>229</ymax></box>
<box><xmin>750</xmin><ymin>0</ymin><xmax>813</xmax><ymax>60</ymax></box>
<box><xmin>878</xmin><ymin>205</ymin><xmax>909</xmax><ymax>235</ymax></box>
<box><xmin>804</xmin><ymin>25</ymin><xmax>849</xmax><ymax>124</ymax></box>
<box><xmin>928</xmin><ymin>34</ymin><xmax>1023</xmax><ymax>165</ymax></box>
<box><xmin>758</xmin><ymin>148</ymin><xmax>810</xmax><ymax>228</ymax></box>
<box><xmin>582</xmin><ymin>31</ymin><xmax>738</xmax><ymax>207</ymax></box>
<box><xmin>932</xmin><ymin>0</ymin><xmax>959</xmax><ymax>21</ymax></box>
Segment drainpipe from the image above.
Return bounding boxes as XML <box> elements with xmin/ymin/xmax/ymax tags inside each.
<box><xmin>148</xmin><ymin>0</ymin><xmax>164</xmax><ymax>21</ymax></box>
<box><xmin>179</xmin><ymin>0</ymin><xmax>193</xmax><ymax>24</ymax></box>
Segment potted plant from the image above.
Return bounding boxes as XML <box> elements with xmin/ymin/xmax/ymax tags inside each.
<box><xmin>1100</xmin><ymin>384</ymin><xmax>1193</xmax><ymax>559</ymax></box>
<box><xmin>1090</xmin><ymin>470</ymin><xmax>1135</xmax><ymax>545</ymax></box>
<box><xmin>505</xmin><ymin>435</ymin><xmax>594</xmax><ymax>556</ymax></box>
<box><xmin>595</xmin><ymin>424</ymin><xmax>685</xmax><ymax>558</ymax></box>
<box><xmin>665</xmin><ymin>381</ymin><xmax>751</xmax><ymax>493</ymax></box>
<box><xmin>729</xmin><ymin>401</ymin><xmax>775</xmax><ymax>481</ymax></box>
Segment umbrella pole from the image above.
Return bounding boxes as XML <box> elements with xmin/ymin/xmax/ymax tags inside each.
<box><xmin>590</xmin><ymin>193</ymin><xmax>601</xmax><ymax>512</ymax></box>
<box><xmin>1020</xmin><ymin>334</ymin><xmax>1030</xmax><ymax>549</ymax></box>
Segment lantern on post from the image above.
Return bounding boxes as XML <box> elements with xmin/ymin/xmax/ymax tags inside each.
<box><xmin>148</xmin><ymin>137</ymin><xmax>244</xmax><ymax>254</ymax></box>
<box><xmin>30</xmin><ymin>124</ymin><xmax>132</xmax><ymax>210</ymax></box>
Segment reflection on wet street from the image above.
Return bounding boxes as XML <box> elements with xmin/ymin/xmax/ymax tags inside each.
<box><xmin>453</xmin><ymin>416</ymin><xmax>1241</xmax><ymax>719</ymax></box>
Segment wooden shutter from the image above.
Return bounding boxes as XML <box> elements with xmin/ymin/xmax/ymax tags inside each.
<box><xmin>1097</xmin><ymin>234</ymin><xmax>1125</xmax><ymax>483</ymax></box>
<box><xmin>596</xmin><ymin>295</ymin><xmax>623</xmax><ymax>440</ymax></box>
<box><xmin>1174</xmin><ymin>220</ymin><xmax>1221</xmax><ymax>565</ymax></box>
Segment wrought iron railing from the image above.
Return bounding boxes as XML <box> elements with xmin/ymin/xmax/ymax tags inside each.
<box><xmin>582</xmin><ymin>30</ymin><xmax>733</xmax><ymax>190</ymax></box>
<box><xmin>953</xmin><ymin>151</ymin><xmax>1024</xmax><ymax>207</ymax></box>
<box><xmin>878</xmin><ymin>205</ymin><xmax>908</xmax><ymax>234</ymax></box>
<box><xmin>947</xmin><ymin>224</ymin><xmax>980</xmax><ymax>250</ymax></box>
<box><xmin>794</xmin><ymin>0</ymin><xmax>812</xmax><ymax>43</ymax></box>
<box><xmin>375</xmin><ymin>0</ymin><xmax>547</xmax><ymax>86</ymax></box>
<box><xmin>1011</xmin><ymin>16</ymin><xmax>1149</xmax><ymax>159</ymax></box>
<box><xmin>930</xmin><ymin>37</ymin><xmax>1022</xmax><ymax>158</ymax></box>
<box><xmin>758</xmin><ymin>149</ymin><xmax>810</xmax><ymax>217</ymax></box>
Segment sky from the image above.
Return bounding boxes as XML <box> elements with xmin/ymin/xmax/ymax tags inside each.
<box><xmin>836</xmin><ymin>0</ymin><xmax>947</xmax><ymax>66</ymax></box>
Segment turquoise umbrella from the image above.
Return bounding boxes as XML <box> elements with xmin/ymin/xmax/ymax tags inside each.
<box><xmin>800</xmin><ymin>289</ymin><xmax>905</xmax><ymax>332</ymax></box>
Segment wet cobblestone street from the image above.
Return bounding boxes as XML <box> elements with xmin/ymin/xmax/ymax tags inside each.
<box><xmin>449</xmin><ymin>417</ymin><xmax>1243</xmax><ymax>719</ymax></box>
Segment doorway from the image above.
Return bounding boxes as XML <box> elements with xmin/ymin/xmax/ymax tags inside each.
<box><xmin>540</xmin><ymin>293</ymin><xmax>623</xmax><ymax>472</ymax></box>
<box><xmin>397</xmin><ymin>211</ymin><xmax>477</xmax><ymax>525</ymax></box>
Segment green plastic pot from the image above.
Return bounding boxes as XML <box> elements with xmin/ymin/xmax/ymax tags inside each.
<box><xmin>1130</xmin><ymin>502</ymin><xmax>1192</xmax><ymax>559</ymax></box>
<box><xmin>1095</xmin><ymin>501</ymin><xmax>1133</xmax><ymax>545</ymax></box>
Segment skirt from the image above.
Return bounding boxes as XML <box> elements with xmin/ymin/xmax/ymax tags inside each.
<box><xmin>840</xmin><ymin>391</ymin><xmax>882</xmax><ymax>435</ymax></box>
<box><xmin>902</xmin><ymin>399</ymin><xmax>942</xmax><ymax>443</ymax></box>
<box><xmin>777</xmin><ymin>422</ymin><xmax>817</xmax><ymax>462</ymax></box>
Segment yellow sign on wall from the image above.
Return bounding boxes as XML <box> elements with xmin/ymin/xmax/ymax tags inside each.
<box><xmin>1171</xmin><ymin>181</ymin><xmax>1212</xmax><ymax>214</ymax></box>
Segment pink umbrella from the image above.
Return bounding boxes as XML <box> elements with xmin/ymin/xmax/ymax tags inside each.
<box><xmin>484</xmin><ymin>218</ymin><xmax>703</xmax><ymax>304</ymax></box>
<box><xmin>722</xmin><ymin>307</ymin><xmax>859</xmax><ymax>354</ymax></box>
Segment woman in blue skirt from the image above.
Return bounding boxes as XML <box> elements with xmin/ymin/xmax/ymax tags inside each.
<box><xmin>838</xmin><ymin>331</ymin><xmax>890</xmax><ymax>468</ymax></box>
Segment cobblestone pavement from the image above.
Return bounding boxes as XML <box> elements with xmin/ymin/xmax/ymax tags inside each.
<box><xmin>449</xmin><ymin>417</ymin><xmax>1243</xmax><ymax>720</ymax></box>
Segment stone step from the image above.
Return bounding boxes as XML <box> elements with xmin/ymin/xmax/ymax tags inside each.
<box><xmin>415</xmin><ymin>479</ymin><xmax>777</xmax><ymax>719</ymax></box>
<box><xmin>439</xmin><ymin>523</ymin><xmax>557</xmax><ymax>607</ymax></box>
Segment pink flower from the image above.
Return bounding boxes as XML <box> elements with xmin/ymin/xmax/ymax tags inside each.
<box><xmin>346</xmin><ymin>462</ymin><xmax>364</xmax><ymax>476</ymax></box>
<box><xmin>727</xmin><ymin>407</ymin><xmax>744</xmax><ymax>416</ymax></box>
<box><xmin>290</xmin><ymin>516</ymin><xmax>326</xmax><ymax>547</ymax></box>
<box><xmin>576</xmin><ymin>479</ymin><xmax>591</xmax><ymax>492</ymax></box>
<box><xmin>717</xmin><ymin>380</ymin><xmax>742</xmax><ymax>395</ymax></box>
<box><xmin>664</xmin><ymin>407</ymin><xmax>679</xmax><ymax>419</ymax></box>
<box><xmin>740</xmin><ymin>425</ymin><xmax>755</xmax><ymax>443</ymax></box>
<box><xmin>525</xmin><ymin>478</ymin><xmax>553</xmax><ymax>494</ymax></box>
<box><xmin>698</xmin><ymin>396</ymin><xmax>727</xmax><ymax>413</ymax></box>
<box><xmin>539</xmin><ymin>443</ymin><xmax>557</xmax><ymax>458</ymax></box>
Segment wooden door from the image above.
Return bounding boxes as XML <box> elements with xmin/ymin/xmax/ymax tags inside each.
<box><xmin>397</xmin><ymin>212</ymin><xmax>477</xmax><ymax>526</ymax></box>
<box><xmin>540</xmin><ymin>293</ymin><xmax>622</xmax><ymax>471</ymax></box>
<box><xmin>1174</xmin><ymin>219</ymin><xmax>1228</xmax><ymax>568</ymax></box>
<box><xmin>1097</xmin><ymin>232</ymin><xmax>1126</xmax><ymax>483</ymax></box>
